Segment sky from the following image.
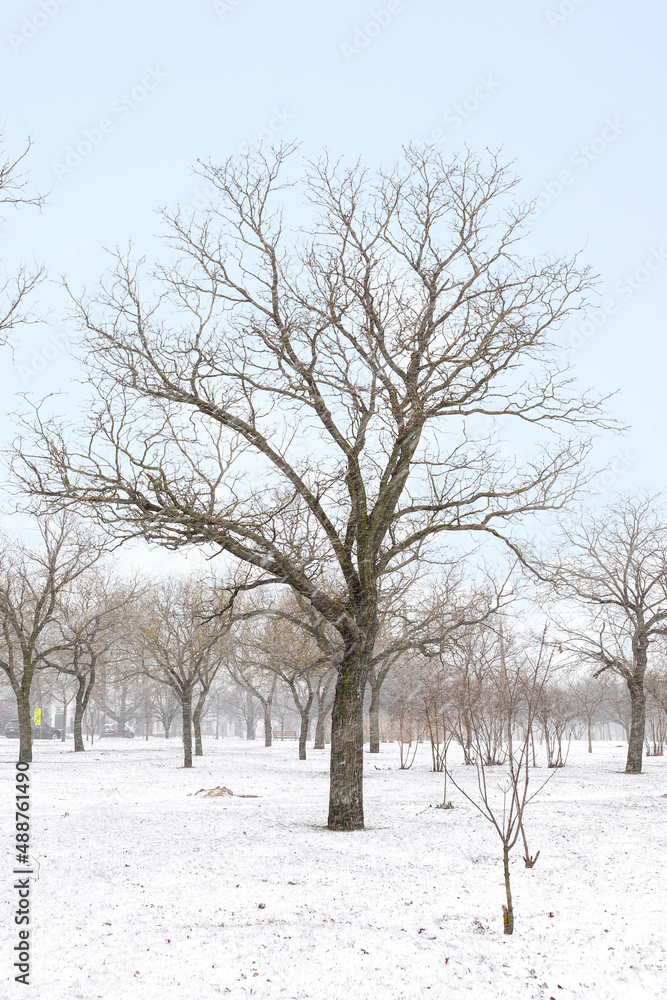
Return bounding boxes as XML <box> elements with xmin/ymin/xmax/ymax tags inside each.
<box><xmin>0</xmin><ymin>0</ymin><xmax>665</xmax><ymax>567</ymax></box>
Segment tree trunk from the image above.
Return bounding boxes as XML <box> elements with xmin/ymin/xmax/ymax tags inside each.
<box><xmin>193</xmin><ymin>688</ymin><xmax>208</xmax><ymax>757</ymax></box>
<box><xmin>73</xmin><ymin>678</ymin><xmax>86</xmax><ymax>752</ymax></box>
<box><xmin>626</xmin><ymin>637</ymin><xmax>647</xmax><ymax>774</ymax></box>
<box><xmin>181</xmin><ymin>688</ymin><xmax>193</xmax><ymax>768</ymax></box>
<box><xmin>314</xmin><ymin>701</ymin><xmax>327</xmax><ymax>749</ymax></box>
<box><xmin>587</xmin><ymin>715</ymin><xmax>593</xmax><ymax>753</ymax></box>
<box><xmin>328</xmin><ymin>650</ymin><xmax>365</xmax><ymax>831</ymax></box>
<box><xmin>625</xmin><ymin>679</ymin><xmax>646</xmax><ymax>774</ymax></box>
<box><xmin>298</xmin><ymin>692</ymin><xmax>314</xmax><ymax>761</ymax></box>
<box><xmin>17</xmin><ymin>692</ymin><xmax>32</xmax><ymax>763</ymax></box>
<box><xmin>368</xmin><ymin>680</ymin><xmax>381</xmax><ymax>753</ymax></box>
<box><xmin>263</xmin><ymin>699</ymin><xmax>273</xmax><ymax>747</ymax></box>
<box><xmin>502</xmin><ymin>844</ymin><xmax>514</xmax><ymax>935</ymax></box>
<box><xmin>464</xmin><ymin>713</ymin><xmax>473</xmax><ymax>764</ymax></box>
<box><xmin>245</xmin><ymin>690</ymin><xmax>256</xmax><ymax>740</ymax></box>
<box><xmin>61</xmin><ymin>694</ymin><xmax>68</xmax><ymax>742</ymax></box>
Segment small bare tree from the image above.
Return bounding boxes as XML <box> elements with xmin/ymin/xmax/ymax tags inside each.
<box><xmin>446</xmin><ymin>629</ymin><xmax>556</xmax><ymax>935</ymax></box>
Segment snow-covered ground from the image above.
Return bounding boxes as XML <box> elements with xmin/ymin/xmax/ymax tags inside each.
<box><xmin>1</xmin><ymin>737</ymin><xmax>665</xmax><ymax>999</ymax></box>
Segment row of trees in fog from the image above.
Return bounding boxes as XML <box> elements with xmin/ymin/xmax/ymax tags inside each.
<box><xmin>2</xmin><ymin>499</ymin><xmax>667</xmax><ymax>777</ymax></box>
<box><xmin>2</xmin><ymin>135</ymin><xmax>666</xmax><ymax>831</ymax></box>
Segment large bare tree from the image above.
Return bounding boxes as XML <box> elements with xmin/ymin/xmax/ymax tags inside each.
<box><xmin>548</xmin><ymin>494</ymin><xmax>667</xmax><ymax>774</ymax></box>
<box><xmin>18</xmin><ymin>145</ymin><xmax>609</xmax><ymax>828</ymax></box>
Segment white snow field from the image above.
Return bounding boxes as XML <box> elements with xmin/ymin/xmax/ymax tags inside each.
<box><xmin>1</xmin><ymin>738</ymin><xmax>665</xmax><ymax>1000</ymax></box>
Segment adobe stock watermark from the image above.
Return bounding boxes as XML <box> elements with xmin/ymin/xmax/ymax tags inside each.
<box><xmin>567</xmin><ymin>246</ymin><xmax>667</xmax><ymax>351</ymax></box>
<box><xmin>18</xmin><ymin>327</ymin><xmax>69</xmax><ymax>384</ymax></box>
<box><xmin>427</xmin><ymin>76</ymin><xmax>501</xmax><ymax>144</ymax></box>
<box><xmin>545</xmin><ymin>0</ymin><xmax>589</xmax><ymax>30</ymax></box>
<box><xmin>51</xmin><ymin>66</ymin><xmax>168</xmax><ymax>181</ymax></box>
<box><xmin>8</xmin><ymin>0</ymin><xmax>73</xmax><ymax>54</ymax></box>
<box><xmin>596</xmin><ymin>447</ymin><xmax>638</xmax><ymax>494</ymax></box>
<box><xmin>529</xmin><ymin>117</ymin><xmax>627</xmax><ymax>220</ymax></box>
<box><xmin>213</xmin><ymin>0</ymin><xmax>246</xmax><ymax>18</ymax></box>
<box><xmin>340</xmin><ymin>1</ymin><xmax>405</xmax><ymax>63</ymax></box>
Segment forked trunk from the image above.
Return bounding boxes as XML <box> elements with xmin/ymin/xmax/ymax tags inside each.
<box><xmin>193</xmin><ymin>688</ymin><xmax>208</xmax><ymax>757</ymax></box>
<box><xmin>181</xmin><ymin>688</ymin><xmax>193</xmax><ymax>768</ymax></box>
<box><xmin>298</xmin><ymin>692</ymin><xmax>314</xmax><ymax>761</ymax></box>
<box><xmin>328</xmin><ymin>649</ymin><xmax>365</xmax><ymax>831</ymax></box>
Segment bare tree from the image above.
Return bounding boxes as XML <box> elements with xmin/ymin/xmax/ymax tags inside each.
<box><xmin>152</xmin><ymin>684</ymin><xmax>181</xmax><ymax>738</ymax></box>
<box><xmin>193</xmin><ymin>637</ymin><xmax>230</xmax><ymax>755</ymax></box>
<box><xmin>535</xmin><ymin>681</ymin><xmax>577</xmax><ymax>767</ymax></box>
<box><xmin>645</xmin><ymin>662</ymin><xmax>667</xmax><ymax>756</ymax></box>
<box><xmin>137</xmin><ymin>576</ymin><xmax>230</xmax><ymax>767</ymax></box>
<box><xmin>54</xmin><ymin>676</ymin><xmax>76</xmax><ymax>741</ymax></box>
<box><xmin>567</xmin><ymin>671</ymin><xmax>612</xmax><ymax>753</ymax></box>
<box><xmin>47</xmin><ymin>572</ymin><xmax>141</xmax><ymax>751</ymax></box>
<box><xmin>446</xmin><ymin>629</ymin><xmax>556</xmax><ymax>935</ymax></box>
<box><xmin>0</xmin><ymin>134</ymin><xmax>45</xmax><ymax>344</ymax></box>
<box><xmin>18</xmin><ymin>145</ymin><xmax>610</xmax><ymax>828</ymax></box>
<box><xmin>242</xmin><ymin>606</ymin><xmax>330</xmax><ymax>760</ymax></box>
<box><xmin>366</xmin><ymin>565</ymin><xmax>510</xmax><ymax>753</ymax></box>
<box><xmin>224</xmin><ymin>625</ymin><xmax>278</xmax><ymax>746</ymax></box>
<box><xmin>0</xmin><ymin>516</ymin><xmax>102</xmax><ymax>761</ymax></box>
<box><xmin>313</xmin><ymin>669</ymin><xmax>335</xmax><ymax>749</ymax></box>
<box><xmin>548</xmin><ymin>494</ymin><xmax>667</xmax><ymax>774</ymax></box>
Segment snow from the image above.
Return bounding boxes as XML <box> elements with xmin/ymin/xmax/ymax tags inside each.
<box><xmin>1</xmin><ymin>738</ymin><xmax>665</xmax><ymax>999</ymax></box>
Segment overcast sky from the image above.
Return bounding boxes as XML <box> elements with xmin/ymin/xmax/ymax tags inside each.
<box><xmin>0</xmin><ymin>0</ymin><xmax>665</xmax><ymax>559</ymax></box>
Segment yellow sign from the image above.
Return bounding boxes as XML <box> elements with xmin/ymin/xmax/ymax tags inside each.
<box><xmin>33</xmin><ymin>708</ymin><xmax>41</xmax><ymax>726</ymax></box>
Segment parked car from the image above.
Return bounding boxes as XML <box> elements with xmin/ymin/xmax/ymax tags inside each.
<box><xmin>4</xmin><ymin>720</ymin><xmax>61</xmax><ymax>740</ymax></box>
<box><xmin>102</xmin><ymin>724</ymin><xmax>135</xmax><ymax>738</ymax></box>
<box><xmin>32</xmin><ymin>723</ymin><xmax>62</xmax><ymax>740</ymax></box>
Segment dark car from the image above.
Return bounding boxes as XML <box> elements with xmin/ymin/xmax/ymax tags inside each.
<box><xmin>4</xmin><ymin>720</ymin><xmax>61</xmax><ymax>740</ymax></box>
<box><xmin>103</xmin><ymin>724</ymin><xmax>135</xmax><ymax>738</ymax></box>
<box><xmin>32</xmin><ymin>723</ymin><xmax>62</xmax><ymax>740</ymax></box>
